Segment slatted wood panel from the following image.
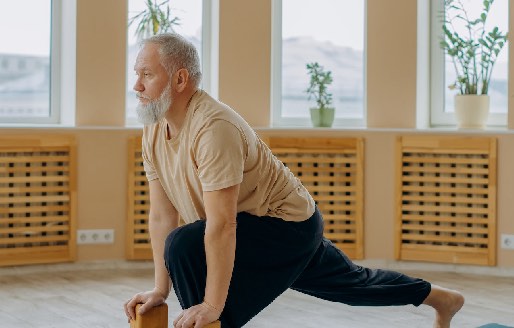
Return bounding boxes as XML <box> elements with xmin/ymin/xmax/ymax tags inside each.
<box><xmin>127</xmin><ymin>136</ymin><xmax>152</xmax><ymax>260</ymax></box>
<box><xmin>0</xmin><ymin>135</ymin><xmax>76</xmax><ymax>266</ymax></box>
<box><xmin>395</xmin><ymin>136</ymin><xmax>497</xmax><ymax>266</ymax></box>
<box><xmin>269</xmin><ymin>138</ymin><xmax>364</xmax><ymax>259</ymax></box>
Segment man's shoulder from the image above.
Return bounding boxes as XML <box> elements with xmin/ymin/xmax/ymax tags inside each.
<box><xmin>193</xmin><ymin>91</ymin><xmax>229</xmax><ymax>116</ymax></box>
<box><xmin>190</xmin><ymin>95</ymin><xmax>235</xmax><ymax>129</ymax></box>
<box><xmin>142</xmin><ymin>120</ymin><xmax>165</xmax><ymax>146</ymax></box>
<box><xmin>194</xmin><ymin>93</ymin><xmax>250</xmax><ymax>128</ymax></box>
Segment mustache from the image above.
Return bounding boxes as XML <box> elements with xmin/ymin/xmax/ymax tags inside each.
<box><xmin>136</xmin><ymin>92</ymin><xmax>151</xmax><ymax>100</ymax></box>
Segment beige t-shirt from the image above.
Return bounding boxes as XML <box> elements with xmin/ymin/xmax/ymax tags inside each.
<box><xmin>142</xmin><ymin>90</ymin><xmax>315</xmax><ymax>224</ymax></box>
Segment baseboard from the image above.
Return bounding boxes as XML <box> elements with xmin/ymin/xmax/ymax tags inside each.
<box><xmin>1</xmin><ymin>258</ymin><xmax>514</xmax><ymax>278</ymax></box>
<box><xmin>354</xmin><ymin>259</ymin><xmax>514</xmax><ymax>278</ymax></box>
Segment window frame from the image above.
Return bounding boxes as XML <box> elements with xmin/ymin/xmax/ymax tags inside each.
<box><xmin>0</xmin><ymin>0</ymin><xmax>63</xmax><ymax>124</ymax></box>
<box><xmin>270</xmin><ymin>0</ymin><xmax>367</xmax><ymax>128</ymax></box>
<box><xmin>429</xmin><ymin>0</ymin><xmax>508</xmax><ymax>127</ymax></box>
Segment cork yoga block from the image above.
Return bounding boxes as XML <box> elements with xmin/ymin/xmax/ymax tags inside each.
<box><xmin>130</xmin><ymin>303</ymin><xmax>168</xmax><ymax>328</ymax></box>
<box><xmin>204</xmin><ymin>321</ymin><xmax>222</xmax><ymax>328</ymax></box>
<box><xmin>130</xmin><ymin>303</ymin><xmax>221</xmax><ymax>328</ymax></box>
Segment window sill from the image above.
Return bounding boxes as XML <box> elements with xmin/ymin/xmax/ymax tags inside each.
<box><xmin>0</xmin><ymin>123</ymin><xmax>143</xmax><ymax>131</ymax></box>
<box><xmin>255</xmin><ymin>125</ymin><xmax>513</xmax><ymax>134</ymax></box>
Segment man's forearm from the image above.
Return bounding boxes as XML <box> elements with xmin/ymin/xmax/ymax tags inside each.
<box><xmin>149</xmin><ymin>214</ymin><xmax>178</xmax><ymax>298</ymax></box>
<box><xmin>203</xmin><ymin>221</ymin><xmax>237</xmax><ymax>312</ymax></box>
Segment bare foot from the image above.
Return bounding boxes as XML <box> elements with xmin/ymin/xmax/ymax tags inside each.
<box><xmin>423</xmin><ymin>284</ymin><xmax>465</xmax><ymax>328</ymax></box>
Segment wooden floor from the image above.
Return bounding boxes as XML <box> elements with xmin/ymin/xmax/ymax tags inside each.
<box><xmin>0</xmin><ymin>262</ymin><xmax>513</xmax><ymax>328</ymax></box>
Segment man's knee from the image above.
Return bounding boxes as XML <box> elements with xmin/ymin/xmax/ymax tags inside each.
<box><xmin>164</xmin><ymin>220</ymin><xmax>206</xmax><ymax>266</ymax></box>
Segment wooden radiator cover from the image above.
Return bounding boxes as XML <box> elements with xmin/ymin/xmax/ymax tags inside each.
<box><xmin>127</xmin><ymin>136</ymin><xmax>365</xmax><ymax>260</ymax></box>
<box><xmin>395</xmin><ymin>136</ymin><xmax>497</xmax><ymax>266</ymax></box>
<box><xmin>127</xmin><ymin>136</ymin><xmax>152</xmax><ymax>260</ymax></box>
<box><xmin>268</xmin><ymin>137</ymin><xmax>364</xmax><ymax>259</ymax></box>
<box><xmin>0</xmin><ymin>135</ymin><xmax>76</xmax><ymax>266</ymax></box>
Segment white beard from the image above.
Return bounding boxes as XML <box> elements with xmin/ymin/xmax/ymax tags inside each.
<box><xmin>136</xmin><ymin>84</ymin><xmax>172</xmax><ymax>125</ymax></box>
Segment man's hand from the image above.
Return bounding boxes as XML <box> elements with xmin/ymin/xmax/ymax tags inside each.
<box><xmin>124</xmin><ymin>288</ymin><xmax>167</xmax><ymax>323</ymax></box>
<box><xmin>173</xmin><ymin>303</ymin><xmax>221</xmax><ymax>328</ymax></box>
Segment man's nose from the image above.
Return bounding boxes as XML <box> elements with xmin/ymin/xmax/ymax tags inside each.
<box><xmin>133</xmin><ymin>77</ymin><xmax>144</xmax><ymax>92</ymax></box>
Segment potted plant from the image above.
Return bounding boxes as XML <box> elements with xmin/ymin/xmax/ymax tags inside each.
<box><xmin>305</xmin><ymin>62</ymin><xmax>335</xmax><ymax>127</ymax></box>
<box><xmin>440</xmin><ymin>0</ymin><xmax>508</xmax><ymax>128</ymax></box>
<box><xmin>129</xmin><ymin>0</ymin><xmax>180</xmax><ymax>40</ymax></box>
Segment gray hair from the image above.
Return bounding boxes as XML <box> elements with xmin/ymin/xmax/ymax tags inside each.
<box><xmin>141</xmin><ymin>33</ymin><xmax>202</xmax><ymax>88</ymax></box>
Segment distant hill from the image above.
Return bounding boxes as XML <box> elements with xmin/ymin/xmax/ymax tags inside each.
<box><xmin>282</xmin><ymin>37</ymin><xmax>364</xmax><ymax>100</ymax></box>
<box><xmin>0</xmin><ymin>54</ymin><xmax>49</xmax><ymax>92</ymax></box>
<box><xmin>0</xmin><ymin>36</ymin><xmax>506</xmax><ymax>102</ymax></box>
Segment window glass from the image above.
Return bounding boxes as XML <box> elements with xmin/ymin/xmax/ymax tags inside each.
<box><xmin>0</xmin><ymin>0</ymin><xmax>52</xmax><ymax>121</ymax></box>
<box><xmin>443</xmin><ymin>0</ymin><xmax>508</xmax><ymax>115</ymax></box>
<box><xmin>277</xmin><ymin>0</ymin><xmax>365</xmax><ymax>125</ymax></box>
<box><xmin>126</xmin><ymin>0</ymin><xmax>203</xmax><ymax>123</ymax></box>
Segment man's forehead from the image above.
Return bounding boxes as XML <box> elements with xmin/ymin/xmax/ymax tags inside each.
<box><xmin>134</xmin><ymin>44</ymin><xmax>160</xmax><ymax>70</ymax></box>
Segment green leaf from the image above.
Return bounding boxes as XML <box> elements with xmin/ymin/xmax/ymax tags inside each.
<box><xmin>478</xmin><ymin>39</ymin><xmax>488</xmax><ymax>47</ymax></box>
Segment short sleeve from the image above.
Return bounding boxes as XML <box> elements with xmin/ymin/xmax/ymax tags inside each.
<box><xmin>193</xmin><ymin>120</ymin><xmax>246</xmax><ymax>191</ymax></box>
<box><xmin>141</xmin><ymin>132</ymin><xmax>159</xmax><ymax>182</ymax></box>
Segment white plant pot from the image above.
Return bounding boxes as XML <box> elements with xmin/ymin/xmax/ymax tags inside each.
<box><xmin>454</xmin><ymin>95</ymin><xmax>490</xmax><ymax>129</ymax></box>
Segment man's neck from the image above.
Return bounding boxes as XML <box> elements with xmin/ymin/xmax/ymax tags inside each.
<box><xmin>165</xmin><ymin>87</ymin><xmax>198</xmax><ymax>139</ymax></box>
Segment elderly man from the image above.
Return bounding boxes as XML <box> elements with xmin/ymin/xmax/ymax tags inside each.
<box><xmin>124</xmin><ymin>33</ymin><xmax>464</xmax><ymax>328</ymax></box>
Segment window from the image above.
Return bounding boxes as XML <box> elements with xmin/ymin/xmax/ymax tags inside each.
<box><xmin>271</xmin><ymin>0</ymin><xmax>366</xmax><ymax>127</ymax></box>
<box><xmin>0</xmin><ymin>0</ymin><xmax>63</xmax><ymax>124</ymax></box>
<box><xmin>126</xmin><ymin>0</ymin><xmax>217</xmax><ymax>125</ymax></box>
<box><xmin>430</xmin><ymin>0</ymin><xmax>509</xmax><ymax>126</ymax></box>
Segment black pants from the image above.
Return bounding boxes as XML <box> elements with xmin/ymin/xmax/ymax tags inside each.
<box><xmin>164</xmin><ymin>208</ymin><xmax>431</xmax><ymax>328</ymax></box>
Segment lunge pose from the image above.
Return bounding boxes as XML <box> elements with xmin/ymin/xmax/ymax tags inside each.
<box><xmin>124</xmin><ymin>33</ymin><xmax>464</xmax><ymax>328</ymax></box>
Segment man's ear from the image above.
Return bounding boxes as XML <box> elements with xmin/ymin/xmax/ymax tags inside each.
<box><xmin>173</xmin><ymin>68</ymin><xmax>190</xmax><ymax>92</ymax></box>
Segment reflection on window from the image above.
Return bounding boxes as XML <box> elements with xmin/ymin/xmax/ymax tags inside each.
<box><xmin>126</xmin><ymin>0</ymin><xmax>203</xmax><ymax>124</ymax></box>
<box><xmin>275</xmin><ymin>0</ymin><xmax>365</xmax><ymax>126</ymax></box>
<box><xmin>0</xmin><ymin>0</ymin><xmax>52</xmax><ymax>122</ymax></box>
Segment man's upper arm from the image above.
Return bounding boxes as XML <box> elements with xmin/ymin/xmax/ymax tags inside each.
<box><xmin>194</xmin><ymin>120</ymin><xmax>246</xmax><ymax>192</ymax></box>
<box><xmin>203</xmin><ymin>184</ymin><xmax>240</xmax><ymax>226</ymax></box>
<box><xmin>149</xmin><ymin>179</ymin><xmax>178</xmax><ymax>222</ymax></box>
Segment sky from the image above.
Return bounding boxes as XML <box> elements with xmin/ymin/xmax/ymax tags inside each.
<box><xmin>0</xmin><ymin>0</ymin><xmax>51</xmax><ymax>56</ymax></box>
<box><xmin>282</xmin><ymin>0</ymin><xmax>365</xmax><ymax>50</ymax></box>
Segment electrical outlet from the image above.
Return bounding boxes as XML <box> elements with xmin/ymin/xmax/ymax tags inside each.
<box><xmin>77</xmin><ymin>229</ymin><xmax>115</xmax><ymax>244</ymax></box>
<box><xmin>500</xmin><ymin>234</ymin><xmax>514</xmax><ymax>250</ymax></box>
